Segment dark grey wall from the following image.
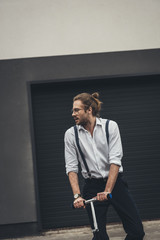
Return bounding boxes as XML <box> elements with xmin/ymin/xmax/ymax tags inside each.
<box><xmin>0</xmin><ymin>49</ymin><xmax>160</xmax><ymax>226</ymax></box>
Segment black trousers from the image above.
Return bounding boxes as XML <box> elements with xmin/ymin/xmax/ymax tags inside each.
<box><xmin>83</xmin><ymin>173</ymin><xmax>145</xmax><ymax>240</ymax></box>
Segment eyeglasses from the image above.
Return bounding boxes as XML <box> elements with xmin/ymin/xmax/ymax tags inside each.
<box><xmin>71</xmin><ymin>108</ymin><xmax>83</xmax><ymax>114</ymax></box>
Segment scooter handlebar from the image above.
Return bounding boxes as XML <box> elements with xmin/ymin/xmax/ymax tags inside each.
<box><xmin>71</xmin><ymin>193</ymin><xmax>112</xmax><ymax>209</ymax></box>
<box><xmin>84</xmin><ymin>193</ymin><xmax>112</xmax><ymax>205</ymax></box>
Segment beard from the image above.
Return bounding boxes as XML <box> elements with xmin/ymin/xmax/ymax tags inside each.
<box><xmin>74</xmin><ymin>116</ymin><xmax>89</xmax><ymax>127</ymax></box>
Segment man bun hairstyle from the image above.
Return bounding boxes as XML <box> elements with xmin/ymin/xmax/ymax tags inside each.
<box><xmin>73</xmin><ymin>92</ymin><xmax>102</xmax><ymax>117</ymax></box>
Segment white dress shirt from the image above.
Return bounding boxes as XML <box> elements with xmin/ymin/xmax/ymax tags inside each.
<box><xmin>64</xmin><ymin>118</ymin><xmax>123</xmax><ymax>179</ymax></box>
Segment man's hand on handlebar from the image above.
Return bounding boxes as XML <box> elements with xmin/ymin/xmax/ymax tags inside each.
<box><xmin>96</xmin><ymin>191</ymin><xmax>111</xmax><ymax>201</ymax></box>
<box><xmin>73</xmin><ymin>197</ymin><xmax>85</xmax><ymax>209</ymax></box>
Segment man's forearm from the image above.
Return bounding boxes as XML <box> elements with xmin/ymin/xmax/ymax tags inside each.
<box><xmin>105</xmin><ymin>164</ymin><xmax>120</xmax><ymax>193</ymax></box>
<box><xmin>69</xmin><ymin>171</ymin><xmax>85</xmax><ymax>208</ymax></box>
<box><xmin>68</xmin><ymin>171</ymin><xmax>81</xmax><ymax>195</ymax></box>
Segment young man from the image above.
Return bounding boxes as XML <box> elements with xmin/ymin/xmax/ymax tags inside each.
<box><xmin>64</xmin><ymin>92</ymin><xmax>145</xmax><ymax>240</ymax></box>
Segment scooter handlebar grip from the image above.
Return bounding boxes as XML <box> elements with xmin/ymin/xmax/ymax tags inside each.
<box><xmin>107</xmin><ymin>193</ymin><xmax>112</xmax><ymax>199</ymax></box>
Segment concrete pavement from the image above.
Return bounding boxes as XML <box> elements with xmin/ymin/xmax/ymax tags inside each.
<box><xmin>3</xmin><ymin>220</ymin><xmax>160</xmax><ymax>240</ymax></box>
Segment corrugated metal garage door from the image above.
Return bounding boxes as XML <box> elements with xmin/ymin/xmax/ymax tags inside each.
<box><xmin>31</xmin><ymin>75</ymin><xmax>160</xmax><ymax>230</ymax></box>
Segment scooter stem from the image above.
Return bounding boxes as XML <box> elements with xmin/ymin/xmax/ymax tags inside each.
<box><xmin>90</xmin><ymin>201</ymin><xmax>99</xmax><ymax>233</ymax></box>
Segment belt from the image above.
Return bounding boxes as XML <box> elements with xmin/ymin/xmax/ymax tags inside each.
<box><xmin>85</xmin><ymin>177</ymin><xmax>108</xmax><ymax>183</ymax></box>
<box><xmin>85</xmin><ymin>173</ymin><xmax>123</xmax><ymax>184</ymax></box>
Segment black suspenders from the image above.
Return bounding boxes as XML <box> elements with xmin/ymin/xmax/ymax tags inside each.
<box><xmin>74</xmin><ymin>119</ymin><xmax>110</xmax><ymax>178</ymax></box>
<box><xmin>105</xmin><ymin>119</ymin><xmax>110</xmax><ymax>144</ymax></box>
<box><xmin>74</xmin><ymin>124</ymin><xmax>91</xmax><ymax>178</ymax></box>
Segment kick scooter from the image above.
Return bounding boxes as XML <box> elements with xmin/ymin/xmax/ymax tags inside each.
<box><xmin>84</xmin><ymin>194</ymin><xmax>112</xmax><ymax>239</ymax></box>
<box><xmin>72</xmin><ymin>193</ymin><xmax>112</xmax><ymax>239</ymax></box>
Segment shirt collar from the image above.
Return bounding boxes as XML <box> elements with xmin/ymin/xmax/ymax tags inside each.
<box><xmin>78</xmin><ymin>117</ymin><xmax>102</xmax><ymax>131</ymax></box>
<box><xmin>96</xmin><ymin>117</ymin><xmax>102</xmax><ymax>126</ymax></box>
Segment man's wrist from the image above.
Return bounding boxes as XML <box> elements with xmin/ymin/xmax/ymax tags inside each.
<box><xmin>105</xmin><ymin>189</ymin><xmax>111</xmax><ymax>193</ymax></box>
<box><xmin>74</xmin><ymin>193</ymin><xmax>82</xmax><ymax>199</ymax></box>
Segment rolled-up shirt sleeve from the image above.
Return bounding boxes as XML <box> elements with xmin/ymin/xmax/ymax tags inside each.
<box><xmin>108</xmin><ymin>121</ymin><xmax>123</xmax><ymax>166</ymax></box>
<box><xmin>64</xmin><ymin>128</ymin><xmax>79</xmax><ymax>175</ymax></box>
